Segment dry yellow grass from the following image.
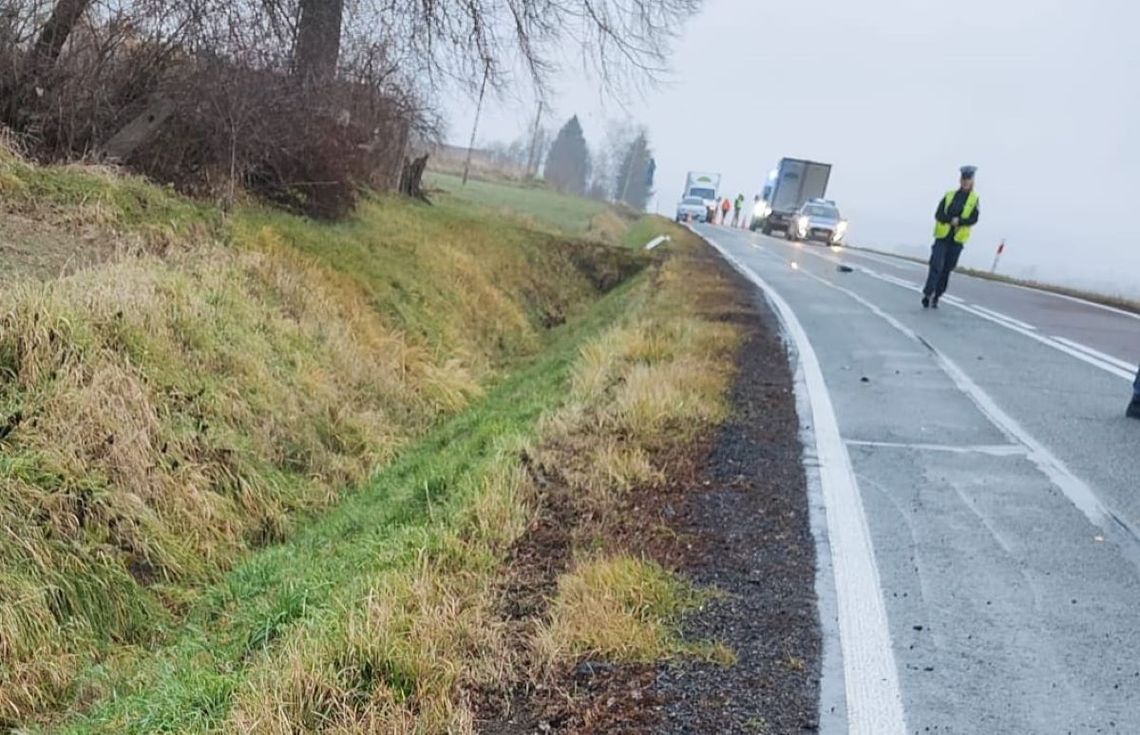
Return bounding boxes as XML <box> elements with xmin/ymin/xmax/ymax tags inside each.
<box><xmin>206</xmin><ymin>228</ymin><xmax>742</xmax><ymax>733</ymax></box>
<box><xmin>587</xmin><ymin>211</ymin><xmax>629</xmax><ymax>245</ymax></box>
<box><xmin>0</xmin><ymin>152</ymin><xmax>643</xmax><ymax>721</ymax></box>
<box><xmin>529</xmin><ymin>232</ymin><xmax>744</xmax><ymax>672</ymax></box>
<box><xmin>3</xmin><ymin>139</ymin><xmax>735</xmax><ymax>731</ymax></box>
<box><xmin>227</xmin><ymin>563</ymin><xmax>508</xmax><ymax>735</ymax></box>
<box><xmin>535</xmin><ymin>554</ymin><xmax>733</xmax><ymax>667</ymax></box>
<box><xmin>539</xmin><ymin>554</ymin><xmax>690</xmax><ymax>661</ymax></box>
<box><xmin>0</xmin><ymin>244</ymin><xmax>442</xmax><ymax>717</ymax></box>
<box><xmin>223</xmin><ymin>443</ymin><xmax>534</xmax><ymax>735</ymax></box>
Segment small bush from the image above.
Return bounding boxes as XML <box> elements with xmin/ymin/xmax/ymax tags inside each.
<box><xmin>536</xmin><ymin>555</ymin><xmax>707</xmax><ymax>664</ymax></box>
<box><xmin>1</xmin><ymin>4</ymin><xmax>419</xmax><ymax>219</ymax></box>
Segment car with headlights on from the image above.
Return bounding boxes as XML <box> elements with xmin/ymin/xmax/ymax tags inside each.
<box><xmin>675</xmin><ymin>196</ymin><xmax>709</xmax><ymax>223</ymax></box>
<box><xmin>787</xmin><ymin>199</ymin><xmax>848</xmax><ymax>245</ymax></box>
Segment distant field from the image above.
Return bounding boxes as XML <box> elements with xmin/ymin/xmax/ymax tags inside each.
<box><xmin>426</xmin><ymin>171</ymin><xmax>610</xmax><ymax>235</ymax></box>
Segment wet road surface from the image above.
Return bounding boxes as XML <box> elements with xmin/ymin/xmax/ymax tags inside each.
<box><xmin>695</xmin><ymin>224</ymin><xmax>1140</xmax><ymax>735</ymax></box>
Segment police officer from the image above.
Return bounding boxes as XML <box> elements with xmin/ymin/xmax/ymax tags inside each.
<box><xmin>922</xmin><ymin>166</ymin><xmax>980</xmax><ymax>308</ymax></box>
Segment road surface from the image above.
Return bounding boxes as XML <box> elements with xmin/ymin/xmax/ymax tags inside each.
<box><xmin>695</xmin><ymin>224</ymin><xmax>1140</xmax><ymax>735</ymax></box>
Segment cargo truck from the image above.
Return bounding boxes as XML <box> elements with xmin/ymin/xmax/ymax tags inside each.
<box><xmin>683</xmin><ymin>171</ymin><xmax>722</xmax><ymax>222</ymax></box>
<box><xmin>750</xmin><ymin>158</ymin><xmax>832</xmax><ymax>235</ymax></box>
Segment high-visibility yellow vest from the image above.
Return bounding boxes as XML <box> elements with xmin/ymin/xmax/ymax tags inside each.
<box><xmin>933</xmin><ymin>190</ymin><xmax>979</xmax><ymax>244</ymax></box>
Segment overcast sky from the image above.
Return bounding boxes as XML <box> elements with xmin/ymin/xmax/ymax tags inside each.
<box><xmin>443</xmin><ymin>0</ymin><xmax>1140</xmax><ymax>297</ymax></box>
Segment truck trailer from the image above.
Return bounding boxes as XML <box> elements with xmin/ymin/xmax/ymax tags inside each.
<box><xmin>751</xmin><ymin>158</ymin><xmax>832</xmax><ymax>234</ymax></box>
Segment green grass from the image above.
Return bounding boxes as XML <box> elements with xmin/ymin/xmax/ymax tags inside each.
<box><xmin>51</xmin><ymin>274</ymin><xmax>637</xmax><ymax>734</ymax></box>
<box><xmin>425</xmin><ymin>172</ymin><xmax>610</xmax><ymax>234</ymax></box>
<box><xmin>231</xmin><ymin>193</ymin><xmax>644</xmax><ymax>367</ymax></box>
<box><xmin>0</xmin><ymin>142</ymin><xmax>648</xmax><ymax>726</ymax></box>
<box><xmin>0</xmin><ymin>144</ymin><xmax>217</xmax><ymax>238</ymax></box>
<box><xmin>621</xmin><ymin>214</ymin><xmax>670</xmax><ymax>250</ymax></box>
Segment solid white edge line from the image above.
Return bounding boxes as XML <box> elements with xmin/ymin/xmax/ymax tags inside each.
<box><xmin>700</xmin><ymin>231</ymin><xmax>908</xmax><ymax>735</ymax></box>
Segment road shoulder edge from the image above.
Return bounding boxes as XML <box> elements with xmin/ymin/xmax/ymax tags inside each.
<box><xmin>694</xmin><ymin>226</ymin><xmax>908</xmax><ymax>735</ymax></box>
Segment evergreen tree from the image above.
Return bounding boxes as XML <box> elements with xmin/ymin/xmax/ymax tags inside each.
<box><xmin>544</xmin><ymin>115</ymin><xmax>590</xmax><ymax>195</ymax></box>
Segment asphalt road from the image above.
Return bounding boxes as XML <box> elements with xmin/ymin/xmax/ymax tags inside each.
<box><xmin>694</xmin><ymin>224</ymin><xmax>1140</xmax><ymax>735</ymax></box>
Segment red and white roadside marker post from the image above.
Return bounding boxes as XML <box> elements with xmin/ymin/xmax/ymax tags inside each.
<box><xmin>991</xmin><ymin>239</ymin><xmax>1006</xmax><ymax>274</ymax></box>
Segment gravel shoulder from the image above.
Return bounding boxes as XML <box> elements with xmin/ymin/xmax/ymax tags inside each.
<box><xmin>654</xmin><ymin>276</ymin><xmax>822</xmax><ymax>734</ymax></box>
<box><xmin>478</xmin><ymin>248</ymin><xmax>822</xmax><ymax>734</ymax></box>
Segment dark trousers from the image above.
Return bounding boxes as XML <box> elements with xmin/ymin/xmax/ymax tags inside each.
<box><xmin>923</xmin><ymin>238</ymin><xmax>964</xmax><ymax>298</ymax></box>
<box><xmin>1133</xmin><ymin>365</ymin><xmax>1140</xmax><ymax>400</ymax></box>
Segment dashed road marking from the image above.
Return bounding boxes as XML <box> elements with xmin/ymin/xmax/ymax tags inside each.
<box><xmin>1052</xmin><ymin>337</ymin><xmax>1136</xmax><ymax>373</ymax></box>
<box><xmin>845</xmin><ymin>440</ymin><xmax>1027</xmax><ymax>456</ymax></box>
<box><xmin>776</xmin><ymin>241</ymin><xmax>1136</xmax><ymax>382</ymax></box>
<box><xmin>793</xmin><ymin>264</ymin><xmax>1140</xmax><ymax>572</ymax></box>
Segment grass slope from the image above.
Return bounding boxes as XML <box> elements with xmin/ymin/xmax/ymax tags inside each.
<box><xmin>0</xmin><ymin>149</ymin><xmax>644</xmax><ymax>725</ymax></box>
<box><xmin>50</xmin><ymin>221</ymin><xmax>740</xmax><ymax>734</ymax></box>
<box><xmin>424</xmin><ymin>172</ymin><xmax>610</xmax><ymax>235</ymax></box>
<box><xmin>56</xmin><ymin>277</ymin><xmax>636</xmax><ymax>734</ymax></box>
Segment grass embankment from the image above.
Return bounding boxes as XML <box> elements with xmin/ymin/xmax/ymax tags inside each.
<box><xmin>156</xmin><ymin>222</ymin><xmax>734</xmax><ymax>735</ymax></box>
<box><xmin>426</xmin><ymin>172</ymin><xmax>652</xmax><ymax>250</ymax></box>
<box><xmin>0</xmin><ymin>146</ymin><xmax>645</xmax><ymax>727</ymax></box>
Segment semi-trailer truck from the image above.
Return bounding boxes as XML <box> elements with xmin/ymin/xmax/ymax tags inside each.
<box><xmin>750</xmin><ymin>158</ymin><xmax>832</xmax><ymax>234</ymax></box>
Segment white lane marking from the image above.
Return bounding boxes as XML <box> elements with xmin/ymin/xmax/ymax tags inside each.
<box><xmin>953</xmin><ymin>301</ymin><xmax>1040</xmax><ymax>332</ymax></box>
<box><xmin>796</xmin><ymin>265</ymin><xmax>1140</xmax><ymax>552</ymax></box>
<box><xmin>936</xmin><ymin>302</ymin><xmax>1133</xmax><ymax>381</ymax></box>
<box><xmin>853</xmin><ymin>248</ymin><xmax>1140</xmax><ymax>322</ymax></box>
<box><xmin>845</xmin><ymin>440</ymin><xmax>1027</xmax><ymax>457</ymax></box>
<box><xmin>969</xmin><ymin>304</ymin><xmax>1037</xmax><ymax>331</ymax></box>
<box><xmin>787</xmin><ymin>245</ymin><xmax>1137</xmax><ymax>383</ymax></box>
<box><xmin>971</xmin><ymin>276</ymin><xmax>1140</xmax><ymax>322</ymax></box>
<box><xmin>1052</xmin><ymin>337</ymin><xmax>1136</xmax><ymax>373</ymax></box>
<box><xmin>844</xmin><ymin>248</ymin><xmax>926</xmax><ymax>271</ymax></box>
<box><xmin>703</xmin><ymin>234</ymin><xmax>908</xmax><ymax>735</ymax></box>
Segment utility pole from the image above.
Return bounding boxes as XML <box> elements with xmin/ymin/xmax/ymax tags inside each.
<box><xmin>525</xmin><ymin>100</ymin><xmax>544</xmax><ymax>178</ymax></box>
<box><xmin>461</xmin><ymin>63</ymin><xmax>490</xmax><ymax>186</ymax></box>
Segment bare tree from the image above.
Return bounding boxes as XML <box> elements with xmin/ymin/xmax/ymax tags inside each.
<box><xmin>29</xmin><ymin>0</ymin><xmax>92</xmax><ymax>68</ymax></box>
<box><xmin>294</xmin><ymin>0</ymin><xmax>343</xmax><ymax>83</ymax></box>
<box><xmin>353</xmin><ymin>0</ymin><xmax>702</xmax><ymax>95</ymax></box>
<box><xmin>0</xmin><ymin>0</ymin><xmax>698</xmax><ymax>215</ymax></box>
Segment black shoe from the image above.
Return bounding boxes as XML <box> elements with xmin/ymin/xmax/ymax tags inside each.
<box><xmin>921</xmin><ymin>295</ymin><xmax>930</xmax><ymax>309</ymax></box>
<box><xmin>931</xmin><ymin>297</ymin><xmax>940</xmax><ymax>309</ymax></box>
<box><xmin>1127</xmin><ymin>399</ymin><xmax>1140</xmax><ymax>419</ymax></box>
